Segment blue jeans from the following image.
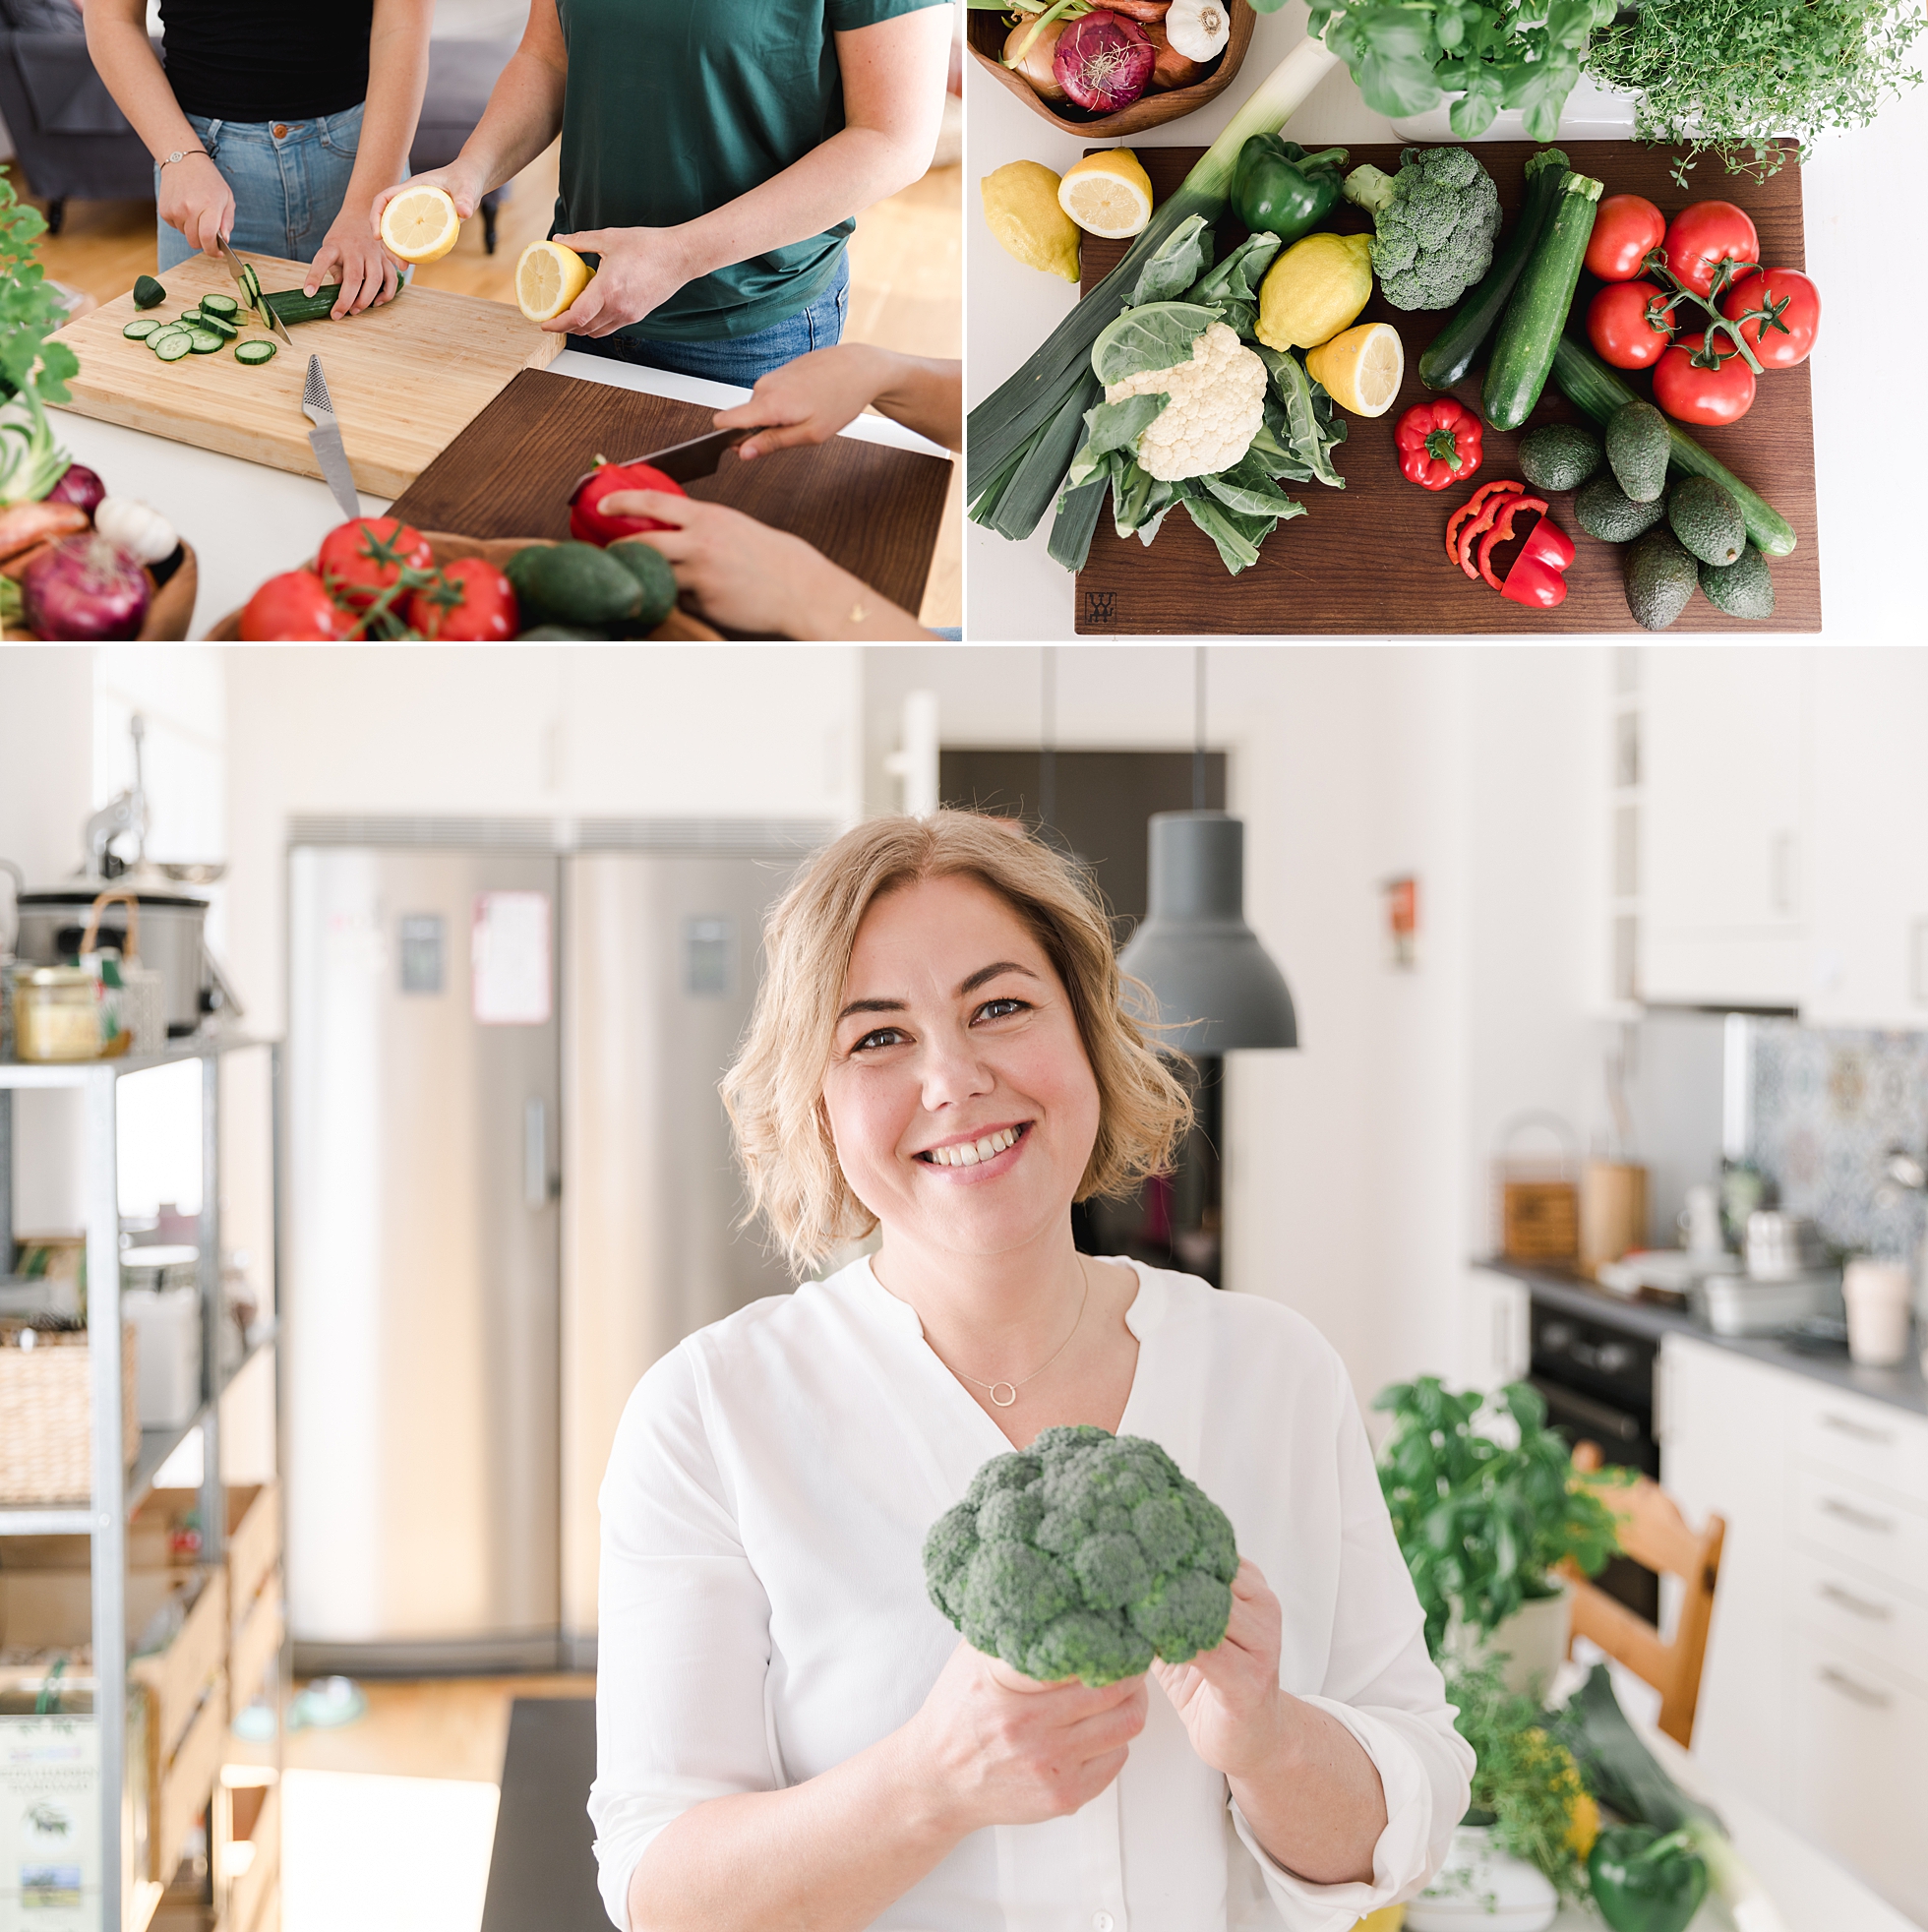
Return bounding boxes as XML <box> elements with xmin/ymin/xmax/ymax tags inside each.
<box><xmin>156</xmin><ymin>103</ymin><xmax>378</xmax><ymax>270</ymax></box>
<box><xmin>569</xmin><ymin>253</ymin><xmax>849</xmax><ymax>388</ymax></box>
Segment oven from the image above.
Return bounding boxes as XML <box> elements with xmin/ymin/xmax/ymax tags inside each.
<box><xmin>1528</xmin><ymin>1298</ymin><xmax>1661</xmax><ymax>1625</ymax></box>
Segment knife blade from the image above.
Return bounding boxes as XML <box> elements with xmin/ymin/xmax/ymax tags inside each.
<box><xmin>300</xmin><ymin>354</ymin><xmax>361</xmax><ymax>520</ymax></box>
<box><xmin>566</xmin><ymin>426</ymin><xmax>750</xmax><ymax>502</ymax></box>
<box><xmin>217</xmin><ymin>235</ymin><xmax>293</xmax><ymax>346</ymax></box>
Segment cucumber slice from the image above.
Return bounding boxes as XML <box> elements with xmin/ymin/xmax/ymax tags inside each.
<box><xmin>233</xmin><ymin>338</ymin><xmax>278</xmax><ymax>365</ymax></box>
<box><xmin>148</xmin><ymin>328</ymin><xmax>189</xmax><ymax>352</ymax></box>
<box><xmin>241</xmin><ymin>263</ymin><xmax>264</xmax><ymax>309</ymax></box>
<box><xmin>123</xmin><ymin>318</ymin><xmax>160</xmax><ymax>339</ymax></box>
<box><xmin>197</xmin><ymin>312</ymin><xmax>239</xmax><ymax>338</ymax></box>
<box><xmin>188</xmin><ymin>328</ymin><xmax>224</xmax><ymax>353</ymax></box>
<box><xmin>154</xmin><ymin>333</ymin><xmax>195</xmax><ymax>361</ymax></box>
<box><xmin>200</xmin><ymin>292</ymin><xmax>239</xmax><ymax>317</ymax></box>
<box><xmin>178</xmin><ymin>308</ymin><xmax>204</xmax><ymax>325</ymax></box>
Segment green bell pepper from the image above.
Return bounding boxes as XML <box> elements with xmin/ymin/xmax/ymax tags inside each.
<box><xmin>1231</xmin><ymin>137</ymin><xmax>1350</xmax><ymax>245</ymax></box>
<box><xmin>1589</xmin><ymin>1826</ymin><xmax>1710</xmax><ymax>1932</ymax></box>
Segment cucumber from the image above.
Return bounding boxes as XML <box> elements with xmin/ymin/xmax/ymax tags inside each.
<box><xmin>197</xmin><ymin>311</ymin><xmax>239</xmax><ymax>338</ymax></box>
<box><xmin>1482</xmin><ymin>168</ymin><xmax>1603</xmax><ymax>432</ymax></box>
<box><xmin>1551</xmin><ymin>334</ymin><xmax>1797</xmax><ymax>557</ymax></box>
<box><xmin>234</xmin><ymin>338</ymin><xmax>278</xmax><ymax>365</ymax></box>
<box><xmin>1418</xmin><ymin>149</ymin><xmax>1569</xmax><ymax>392</ymax></box>
<box><xmin>154</xmin><ymin>333</ymin><xmax>195</xmax><ymax>362</ymax></box>
<box><xmin>264</xmin><ymin>285</ymin><xmax>346</xmax><ymax>326</ymax></box>
<box><xmin>240</xmin><ymin>262</ymin><xmax>264</xmax><ymax>310</ymax></box>
<box><xmin>132</xmin><ymin>273</ymin><xmax>166</xmax><ymax>310</ymax></box>
<box><xmin>201</xmin><ymin>292</ymin><xmax>239</xmax><ymax>317</ymax></box>
<box><xmin>188</xmin><ymin>328</ymin><xmax>225</xmax><ymax>353</ymax></box>
<box><xmin>123</xmin><ymin>318</ymin><xmax>161</xmax><ymax>339</ymax></box>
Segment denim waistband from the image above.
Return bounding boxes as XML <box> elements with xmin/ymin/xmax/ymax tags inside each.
<box><xmin>186</xmin><ymin>102</ymin><xmax>365</xmax><ymax>148</ymax></box>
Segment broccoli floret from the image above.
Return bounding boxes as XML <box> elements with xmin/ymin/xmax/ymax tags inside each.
<box><xmin>923</xmin><ymin>1425</ymin><xmax>1240</xmax><ymax>1686</ymax></box>
<box><xmin>1342</xmin><ymin>146</ymin><xmax>1502</xmax><ymax>312</ymax></box>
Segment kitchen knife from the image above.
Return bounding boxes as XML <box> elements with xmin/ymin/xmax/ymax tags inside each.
<box><xmin>301</xmin><ymin>354</ymin><xmax>362</xmax><ymax>520</ymax></box>
<box><xmin>216</xmin><ymin>235</ymin><xmax>293</xmax><ymax>347</ymax></box>
<box><xmin>566</xmin><ymin>426</ymin><xmax>750</xmax><ymax>502</ymax></box>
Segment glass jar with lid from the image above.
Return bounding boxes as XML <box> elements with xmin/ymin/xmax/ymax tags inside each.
<box><xmin>12</xmin><ymin>965</ymin><xmax>104</xmax><ymax>1062</ymax></box>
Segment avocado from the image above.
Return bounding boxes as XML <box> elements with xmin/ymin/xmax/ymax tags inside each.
<box><xmin>606</xmin><ymin>538</ymin><xmax>679</xmax><ymax>633</ymax></box>
<box><xmin>505</xmin><ymin>541</ymin><xmax>640</xmax><ymax>630</ymax></box>
<box><xmin>516</xmin><ymin>624</ymin><xmax>609</xmax><ymax>639</ymax></box>
<box><xmin>1699</xmin><ymin>541</ymin><xmax>1776</xmax><ymax>620</ymax></box>
<box><xmin>1518</xmin><ymin>424</ymin><xmax>1603</xmax><ymax>495</ymax></box>
<box><xmin>1624</xmin><ymin>527</ymin><xmax>1700</xmax><ymax>632</ymax></box>
<box><xmin>1667</xmin><ymin>474</ymin><xmax>1745</xmax><ymax>568</ymax></box>
<box><xmin>132</xmin><ymin>274</ymin><xmax>166</xmax><ymax>310</ymax></box>
<box><xmin>1575</xmin><ymin>476</ymin><xmax>1667</xmax><ymax>545</ymax></box>
<box><xmin>1605</xmin><ymin>399</ymin><xmax>1671</xmax><ymax>505</ymax></box>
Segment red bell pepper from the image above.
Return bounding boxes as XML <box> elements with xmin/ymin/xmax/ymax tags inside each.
<box><xmin>570</xmin><ymin>459</ymin><xmax>690</xmax><ymax>546</ymax></box>
<box><xmin>1446</xmin><ymin>479</ymin><xmax>1523</xmax><ymax>574</ymax></box>
<box><xmin>1397</xmin><ymin>398</ymin><xmax>1482</xmax><ymax>490</ymax></box>
<box><xmin>1499</xmin><ymin>509</ymin><xmax>1575</xmax><ymax>609</ymax></box>
<box><xmin>1454</xmin><ymin>482</ymin><xmax>1526</xmax><ymax>580</ymax></box>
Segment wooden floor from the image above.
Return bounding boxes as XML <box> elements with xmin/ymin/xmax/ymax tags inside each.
<box><xmin>10</xmin><ymin>142</ymin><xmax>961</xmax><ymax>630</ymax></box>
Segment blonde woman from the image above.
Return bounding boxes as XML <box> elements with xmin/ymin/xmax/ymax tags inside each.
<box><xmin>589</xmin><ymin>812</ymin><xmax>1471</xmax><ymax>1932</ymax></box>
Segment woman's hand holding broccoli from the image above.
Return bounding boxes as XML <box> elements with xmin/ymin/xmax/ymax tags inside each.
<box><xmin>1150</xmin><ymin>1557</ymin><xmax>1288</xmax><ymax>1776</ymax></box>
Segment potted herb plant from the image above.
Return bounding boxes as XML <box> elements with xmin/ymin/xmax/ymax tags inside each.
<box><xmin>1374</xmin><ymin>1375</ymin><xmax>1623</xmax><ymax>1699</ymax></box>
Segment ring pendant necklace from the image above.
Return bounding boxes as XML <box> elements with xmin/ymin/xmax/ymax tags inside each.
<box><xmin>957</xmin><ymin>1258</ymin><xmax>1090</xmax><ymax>1408</ymax></box>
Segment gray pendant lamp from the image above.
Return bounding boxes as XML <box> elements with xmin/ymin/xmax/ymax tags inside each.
<box><xmin>1116</xmin><ymin>653</ymin><xmax>1298</xmax><ymax>1054</ymax></box>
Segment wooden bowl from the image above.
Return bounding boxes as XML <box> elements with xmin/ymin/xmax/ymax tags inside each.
<box><xmin>968</xmin><ymin>1</ymin><xmax>1254</xmax><ymax>140</ymax></box>
<box><xmin>206</xmin><ymin>533</ymin><xmax>721</xmax><ymax>639</ymax></box>
<box><xmin>0</xmin><ymin>539</ymin><xmax>196</xmax><ymax>641</ymax></box>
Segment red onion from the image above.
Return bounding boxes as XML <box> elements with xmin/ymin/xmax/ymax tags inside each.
<box><xmin>22</xmin><ymin>535</ymin><xmax>151</xmax><ymax>640</ymax></box>
<box><xmin>1054</xmin><ymin>11</ymin><xmax>1156</xmax><ymax>112</ymax></box>
<box><xmin>46</xmin><ymin>464</ymin><xmax>105</xmax><ymax>515</ymax></box>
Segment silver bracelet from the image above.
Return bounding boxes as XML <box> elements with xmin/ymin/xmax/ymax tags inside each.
<box><xmin>158</xmin><ymin>149</ymin><xmax>208</xmax><ymax>169</ymax></box>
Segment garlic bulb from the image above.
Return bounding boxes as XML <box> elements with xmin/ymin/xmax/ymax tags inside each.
<box><xmin>1164</xmin><ymin>0</ymin><xmax>1231</xmax><ymax>61</ymax></box>
<box><xmin>92</xmin><ymin>497</ymin><xmax>178</xmax><ymax>566</ymax></box>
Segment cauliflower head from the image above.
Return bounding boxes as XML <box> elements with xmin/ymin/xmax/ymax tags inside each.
<box><xmin>923</xmin><ymin>1424</ymin><xmax>1240</xmax><ymax>1685</ymax></box>
<box><xmin>1342</xmin><ymin>146</ymin><xmax>1501</xmax><ymax>312</ymax></box>
<box><xmin>1104</xmin><ymin>322</ymin><xmax>1266</xmax><ymax>483</ymax></box>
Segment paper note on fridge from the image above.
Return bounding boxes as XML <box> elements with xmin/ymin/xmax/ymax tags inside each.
<box><xmin>471</xmin><ymin>891</ymin><xmax>551</xmax><ymax>1025</ymax></box>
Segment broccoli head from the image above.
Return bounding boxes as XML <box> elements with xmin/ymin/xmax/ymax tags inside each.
<box><xmin>922</xmin><ymin>1424</ymin><xmax>1239</xmax><ymax>1685</ymax></box>
<box><xmin>1342</xmin><ymin>146</ymin><xmax>1501</xmax><ymax>312</ymax></box>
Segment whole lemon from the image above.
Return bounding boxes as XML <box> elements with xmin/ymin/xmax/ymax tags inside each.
<box><xmin>1256</xmin><ymin>232</ymin><xmax>1374</xmax><ymax>351</ymax></box>
<box><xmin>982</xmin><ymin>160</ymin><xmax>1081</xmax><ymax>282</ymax></box>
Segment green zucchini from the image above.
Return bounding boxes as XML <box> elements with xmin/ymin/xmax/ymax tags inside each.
<box><xmin>154</xmin><ymin>333</ymin><xmax>195</xmax><ymax>362</ymax></box>
<box><xmin>188</xmin><ymin>328</ymin><xmax>225</xmax><ymax>353</ymax></box>
<box><xmin>263</xmin><ymin>284</ymin><xmax>345</xmax><ymax>326</ymax></box>
<box><xmin>234</xmin><ymin>338</ymin><xmax>278</xmax><ymax>364</ymax></box>
<box><xmin>123</xmin><ymin>318</ymin><xmax>160</xmax><ymax>339</ymax></box>
<box><xmin>132</xmin><ymin>273</ymin><xmax>166</xmax><ymax>310</ymax></box>
<box><xmin>1551</xmin><ymin>334</ymin><xmax>1797</xmax><ymax>557</ymax></box>
<box><xmin>1482</xmin><ymin>168</ymin><xmax>1602</xmax><ymax>432</ymax></box>
<box><xmin>201</xmin><ymin>292</ymin><xmax>239</xmax><ymax>317</ymax></box>
<box><xmin>1418</xmin><ymin>148</ymin><xmax>1569</xmax><ymax>392</ymax></box>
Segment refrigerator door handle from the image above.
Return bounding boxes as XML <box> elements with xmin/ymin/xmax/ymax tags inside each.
<box><xmin>525</xmin><ymin>1098</ymin><xmax>551</xmax><ymax>1210</ymax></box>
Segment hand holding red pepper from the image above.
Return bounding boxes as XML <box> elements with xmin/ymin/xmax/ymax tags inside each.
<box><xmin>1396</xmin><ymin>398</ymin><xmax>1482</xmax><ymax>490</ymax></box>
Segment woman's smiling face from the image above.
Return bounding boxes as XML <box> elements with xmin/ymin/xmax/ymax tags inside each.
<box><xmin>822</xmin><ymin>873</ymin><xmax>1102</xmax><ymax>1259</ymax></box>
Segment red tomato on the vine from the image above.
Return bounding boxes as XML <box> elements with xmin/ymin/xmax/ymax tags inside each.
<box><xmin>1584</xmin><ymin>195</ymin><xmax>1666</xmax><ymax>282</ymax></box>
<box><xmin>239</xmin><ymin>570</ymin><xmax>354</xmax><ymax>640</ymax></box>
<box><xmin>1587</xmin><ymin>280</ymin><xmax>1674</xmax><ymax>369</ymax></box>
<box><xmin>1719</xmin><ymin>267</ymin><xmax>1821</xmax><ymax>369</ymax></box>
<box><xmin>1662</xmin><ymin>202</ymin><xmax>1760</xmax><ymax>299</ymax></box>
<box><xmin>1653</xmin><ymin>331</ymin><xmax>1757</xmax><ymax>427</ymax></box>
<box><xmin>318</xmin><ymin>516</ymin><xmax>434</xmax><ymax>611</ymax></box>
<box><xmin>405</xmin><ymin>557</ymin><xmax>519</xmax><ymax>640</ymax></box>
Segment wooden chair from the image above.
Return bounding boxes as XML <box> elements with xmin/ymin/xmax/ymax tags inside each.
<box><xmin>1566</xmin><ymin>1440</ymin><xmax>1726</xmax><ymax>1748</ymax></box>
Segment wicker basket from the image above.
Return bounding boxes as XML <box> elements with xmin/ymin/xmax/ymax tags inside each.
<box><xmin>0</xmin><ymin>1322</ymin><xmax>141</xmax><ymax>1504</ymax></box>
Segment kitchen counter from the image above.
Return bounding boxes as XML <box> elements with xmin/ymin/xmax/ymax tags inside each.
<box><xmin>966</xmin><ymin>10</ymin><xmax>1928</xmax><ymax>640</ymax></box>
<box><xmin>1484</xmin><ymin>1257</ymin><xmax>1928</xmax><ymax>1419</ymax></box>
<box><xmin>48</xmin><ymin>347</ymin><xmax>949</xmax><ymax>639</ymax></box>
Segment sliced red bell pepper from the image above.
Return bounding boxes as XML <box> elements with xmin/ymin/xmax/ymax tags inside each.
<box><xmin>1397</xmin><ymin>397</ymin><xmax>1482</xmax><ymax>490</ymax></box>
<box><xmin>1455</xmin><ymin>482</ymin><xmax>1527</xmax><ymax>580</ymax></box>
<box><xmin>1476</xmin><ymin>495</ymin><xmax>1548</xmax><ymax>590</ymax></box>
<box><xmin>1500</xmin><ymin>509</ymin><xmax>1575</xmax><ymax>608</ymax></box>
<box><xmin>1446</xmin><ymin>479</ymin><xmax>1523</xmax><ymax>573</ymax></box>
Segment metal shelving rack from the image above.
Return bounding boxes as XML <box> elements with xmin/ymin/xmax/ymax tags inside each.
<box><xmin>0</xmin><ymin>1034</ymin><xmax>277</xmax><ymax>1932</ymax></box>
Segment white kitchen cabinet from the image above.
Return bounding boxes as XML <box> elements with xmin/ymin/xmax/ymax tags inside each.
<box><xmin>1639</xmin><ymin>649</ymin><xmax>1808</xmax><ymax>1009</ymax></box>
<box><xmin>1463</xmin><ymin>1268</ymin><xmax>1531</xmax><ymax>1391</ymax></box>
<box><xmin>1657</xmin><ymin>1335</ymin><xmax>1795</xmax><ymax>1816</ymax></box>
<box><xmin>1805</xmin><ymin>649</ymin><xmax>1928</xmax><ymax>1029</ymax></box>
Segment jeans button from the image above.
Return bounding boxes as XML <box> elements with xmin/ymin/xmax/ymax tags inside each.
<box><xmin>272</xmin><ymin>123</ymin><xmax>288</xmax><ymax>140</ymax></box>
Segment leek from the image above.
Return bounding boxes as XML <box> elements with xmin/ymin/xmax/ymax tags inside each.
<box><xmin>967</xmin><ymin>29</ymin><xmax>1340</xmax><ymax>543</ymax></box>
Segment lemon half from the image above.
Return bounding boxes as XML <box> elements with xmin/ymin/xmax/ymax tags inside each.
<box><xmin>1304</xmin><ymin>321</ymin><xmax>1405</xmax><ymax>417</ymax></box>
<box><xmin>1057</xmin><ymin>149</ymin><xmax>1153</xmax><ymax>240</ymax></box>
<box><xmin>380</xmin><ymin>184</ymin><xmax>461</xmax><ymax>265</ymax></box>
<box><xmin>981</xmin><ymin>161</ymin><xmax>1080</xmax><ymax>282</ymax></box>
<box><xmin>515</xmin><ymin>239</ymin><xmax>592</xmax><ymax>322</ymax></box>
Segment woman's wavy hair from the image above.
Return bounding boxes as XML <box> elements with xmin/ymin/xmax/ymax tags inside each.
<box><xmin>722</xmin><ymin>810</ymin><xmax>1192</xmax><ymax>1275</ymax></box>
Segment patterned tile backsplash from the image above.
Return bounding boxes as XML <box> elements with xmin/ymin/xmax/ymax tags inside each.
<box><xmin>1749</xmin><ymin>1020</ymin><xmax>1928</xmax><ymax>1260</ymax></box>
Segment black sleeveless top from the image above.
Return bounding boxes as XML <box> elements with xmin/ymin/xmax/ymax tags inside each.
<box><xmin>160</xmin><ymin>0</ymin><xmax>376</xmax><ymax>122</ymax></box>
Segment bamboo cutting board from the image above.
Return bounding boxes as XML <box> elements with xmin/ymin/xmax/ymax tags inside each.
<box><xmin>1072</xmin><ymin>142</ymin><xmax>1819</xmax><ymax>634</ymax></box>
<box><xmin>47</xmin><ymin>252</ymin><xmax>565</xmax><ymax>499</ymax></box>
<box><xmin>390</xmin><ymin>369</ymin><xmax>954</xmax><ymax>620</ymax></box>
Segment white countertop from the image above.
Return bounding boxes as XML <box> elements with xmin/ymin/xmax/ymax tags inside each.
<box><xmin>48</xmin><ymin>345</ymin><xmax>948</xmax><ymax>640</ymax></box>
<box><xmin>966</xmin><ymin>1</ymin><xmax>1928</xmax><ymax>640</ymax></box>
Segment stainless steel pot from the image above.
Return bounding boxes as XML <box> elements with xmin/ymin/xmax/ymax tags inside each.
<box><xmin>14</xmin><ymin>888</ymin><xmax>212</xmax><ymax>1037</ymax></box>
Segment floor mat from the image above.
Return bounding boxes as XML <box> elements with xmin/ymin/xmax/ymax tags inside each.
<box><xmin>479</xmin><ymin>1698</ymin><xmax>604</xmax><ymax>1932</ymax></box>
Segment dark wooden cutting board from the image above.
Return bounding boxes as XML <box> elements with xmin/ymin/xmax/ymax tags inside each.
<box><xmin>1073</xmin><ymin>141</ymin><xmax>1818</xmax><ymax>635</ymax></box>
<box><xmin>391</xmin><ymin>368</ymin><xmax>954</xmax><ymax>620</ymax></box>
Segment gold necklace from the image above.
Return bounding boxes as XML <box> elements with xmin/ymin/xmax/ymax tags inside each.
<box><xmin>956</xmin><ymin>1257</ymin><xmax>1091</xmax><ymax>1409</ymax></box>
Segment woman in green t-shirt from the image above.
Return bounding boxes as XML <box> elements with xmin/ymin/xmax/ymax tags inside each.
<box><xmin>379</xmin><ymin>0</ymin><xmax>952</xmax><ymax>386</ymax></box>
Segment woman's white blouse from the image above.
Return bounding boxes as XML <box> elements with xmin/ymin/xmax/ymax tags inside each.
<box><xmin>590</xmin><ymin>1258</ymin><xmax>1473</xmax><ymax>1932</ymax></box>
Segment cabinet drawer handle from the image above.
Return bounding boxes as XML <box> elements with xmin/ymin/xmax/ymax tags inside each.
<box><xmin>1818</xmin><ymin>1665</ymin><xmax>1894</xmax><ymax>1711</ymax></box>
<box><xmin>1819</xmin><ymin>1581</ymin><xmax>1893</xmax><ymax>1622</ymax></box>
<box><xmin>1820</xmin><ymin>1412</ymin><xmax>1894</xmax><ymax>1446</ymax></box>
<box><xmin>1819</xmin><ymin>1495</ymin><xmax>1896</xmax><ymax>1535</ymax></box>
